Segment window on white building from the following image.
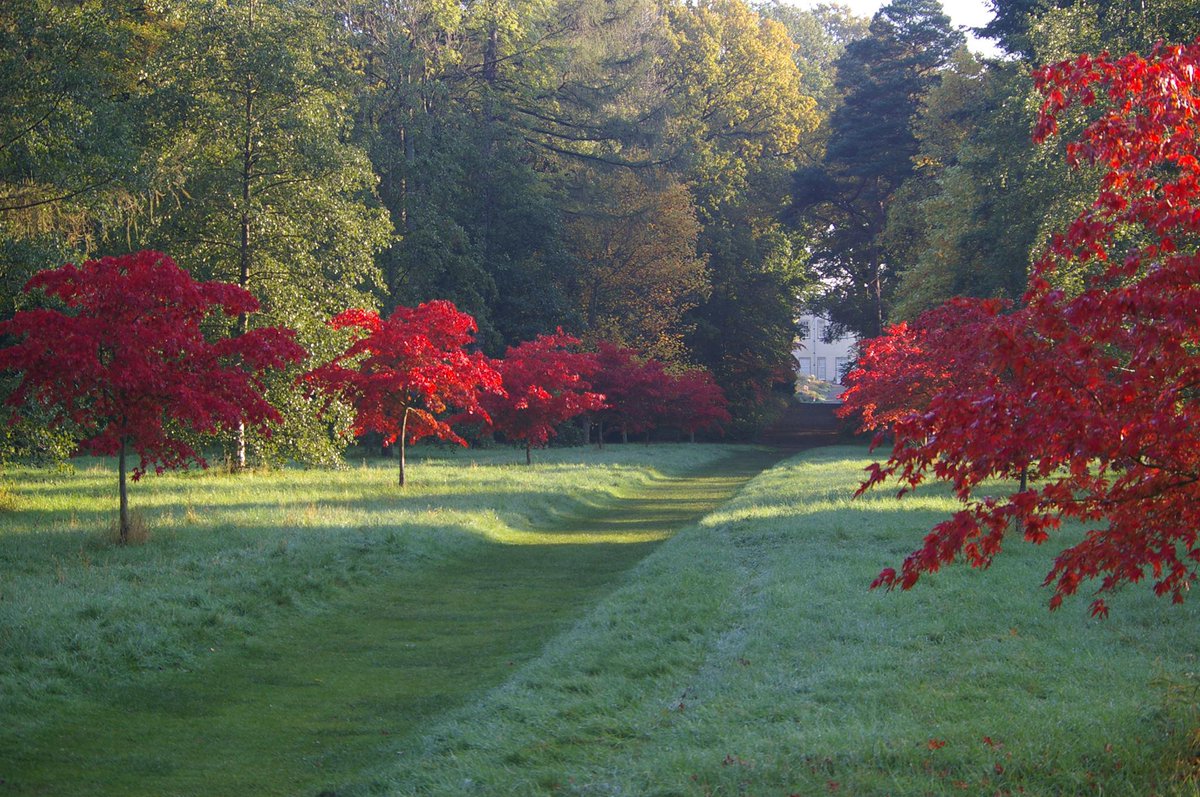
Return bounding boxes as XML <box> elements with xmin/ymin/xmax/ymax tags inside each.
<box><xmin>835</xmin><ymin>356</ymin><xmax>849</xmax><ymax>383</ymax></box>
<box><xmin>816</xmin><ymin>357</ymin><xmax>827</xmax><ymax>380</ymax></box>
<box><xmin>796</xmin><ymin>357</ymin><xmax>812</xmax><ymax>375</ymax></box>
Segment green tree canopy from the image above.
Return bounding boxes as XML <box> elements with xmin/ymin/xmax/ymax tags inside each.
<box><xmin>141</xmin><ymin>0</ymin><xmax>391</xmax><ymax>465</ymax></box>
<box><xmin>791</xmin><ymin>0</ymin><xmax>964</xmax><ymax>339</ymax></box>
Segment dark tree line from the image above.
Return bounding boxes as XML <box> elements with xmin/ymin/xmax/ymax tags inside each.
<box><xmin>793</xmin><ymin>0</ymin><xmax>1200</xmax><ymax>342</ymax></box>
<box><xmin>1</xmin><ymin>0</ymin><xmax>823</xmax><ymax>449</ymax></box>
<box><xmin>7</xmin><ymin>0</ymin><xmax>1193</xmax><ymax>459</ymax></box>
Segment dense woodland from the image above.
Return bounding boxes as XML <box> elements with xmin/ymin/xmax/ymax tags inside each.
<box><xmin>2</xmin><ymin>0</ymin><xmax>1198</xmax><ymax>462</ymax></box>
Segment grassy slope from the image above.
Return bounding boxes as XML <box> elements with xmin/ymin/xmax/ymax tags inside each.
<box><xmin>0</xmin><ymin>444</ymin><xmax>776</xmax><ymax>797</ymax></box>
<box><xmin>375</xmin><ymin>445</ymin><xmax>1200</xmax><ymax>797</ymax></box>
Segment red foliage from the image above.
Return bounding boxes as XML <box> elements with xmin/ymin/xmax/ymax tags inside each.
<box><xmin>590</xmin><ymin>342</ymin><xmax>670</xmax><ymax>440</ymax></box>
<box><xmin>305</xmin><ymin>300</ymin><xmax>502</xmax><ymax>485</ymax></box>
<box><xmin>853</xmin><ymin>40</ymin><xmax>1200</xmax><ymax>616</ymax></box>
<box><xmin>481</xmin><ymin>330</ymin><xmax>606</xmax><ymax>462</ymax></box>
<box><xmin>660</xmin><ymin>368</ymin><xmax>731</xmax><ymax>439</ymax></box>
<box><xmin>839</xmin><ymin>297</ymin><xmax>1012</xmax><ymax>441</ymax></box>
<box><xmin>587</xmin><ymin>343</ymin><xmax>729</xmax><ymax>442</ymax></box>
<box><xmin>0</xmin><ymin>250</ymin><xmax>304</xmax><ymax>476</ymax></box>
<box><xmin>586</xmin><ymin>343</ymin><xmax>729</xmax><ymax>442</ymax></box>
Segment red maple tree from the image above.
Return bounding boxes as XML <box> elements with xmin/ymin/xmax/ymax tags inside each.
<box><xmin>838</xmin><ymin>298</ymin><xmax>1012</xmax><ymax>441</ymax></box>
<box><xmin>305</xmin><ymin>300</ymin><xmax>502</xmax><ymax>486</ymax></box>
<box><xmin>590</xmin><ymin>343</ymin><xmax>669</xmax><ymax>445</ymax></box>
<box><xmin>0</xmin><ymin>251</ymin><xmax>306</xmax><ymax>542</ymax></box>
<box><xmin>848</xmin><ymin>40</ymin><xmax>1200</xmax><ymax>617</ymax></box>
<box><xmin>660</xmin><ymin>368</ymin><xmax>731</xmax><ymax>442</ymax></box>
<box><xmin>481</xmin><ymin>330</ymin><xmax>606</xmax><ymax>464</ymax></box>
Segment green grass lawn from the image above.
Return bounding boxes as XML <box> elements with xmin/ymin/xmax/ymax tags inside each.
<box><xmin>0</xmin><ymin>443</ymin><xmax>775</xmax><ymax>796</ymax></box>
<box><xmin>368</xmin><ymin>445</ymin><xmax>1200</xmax><ymax>797</ymax></box>
<box><xmin>2</xmin><ymin>443</ymin><xmax>1198</xmax><ymax>796</ymax></box>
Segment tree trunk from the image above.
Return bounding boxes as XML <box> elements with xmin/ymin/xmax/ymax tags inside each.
<box><xmin>597</xmin><ymin>420</ymin><xmax>605</xmax><ymax>450</ymax></box>
<box><xmin>118</xmin><ymin>436</ymin><xmax>129</xmax><ymax>544</ymax></box>
<box><xmin>399</xmin><ymin>408</ymin><xmax>409</xmax><ymax>487</ymax></box>
<box><xmin>689</xmin><ymin>429</ymin><xmax>696</xmax><ymax>443</ymax></box>
<box><xmin>872</xmin><ymin>269</ymin><xmax>884</xmax><ymax>339</ymax></box>
<box><xmin>526</xmin><ymin>443</ymin><xmax>532</xmax><ymax>466</ymax></box>
<box><xmin>621</xmin><ymin>428</ymin><xmax>628</xmax><ymax>444</ymax></box>
<box><xmin>233</xmin><ymin>39</ymin><xmax>256</xmax><ymax>472</ymax></box>
<box><xmin>399</xmin><ymin>122</ymin><xmax>411</xmax><ymax>233</ymax></box>
<box><xmin>1015</xmin><ymin>465</ymin><xmax>1029</xmax><ymax>535</ymax></box>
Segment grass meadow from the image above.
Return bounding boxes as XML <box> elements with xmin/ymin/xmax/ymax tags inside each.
<box><xmin>0</xmin><ymin>443</ymin><xmax>772</xmax><ymax>796</ymax></box>
<box><xmin>371</xmin><ymin>446</ymin><xmax>1200</xmax><ymax>797</ymax></box>
<box><xmin>1</xmin><ymin>443</ymin><xmax>1198</xmax><ymax>795</ymax></box>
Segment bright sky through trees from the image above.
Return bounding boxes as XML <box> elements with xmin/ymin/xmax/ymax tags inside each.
<box><xmin>798</xmin><ymin>0</ymin><xmax>1000</xmax><ymax>55</ymax></box>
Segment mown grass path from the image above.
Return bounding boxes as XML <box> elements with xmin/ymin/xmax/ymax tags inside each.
<box><xmin>3</xmin><ymin>447</ymin><xmax>780</xmax><ymax>797</ymax></box>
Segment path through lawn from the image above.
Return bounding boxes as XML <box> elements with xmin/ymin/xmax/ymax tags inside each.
<box><xmin>4</xmin><ymin>447</ymin><xmax>780</xmax><ymax>797</ymax></box>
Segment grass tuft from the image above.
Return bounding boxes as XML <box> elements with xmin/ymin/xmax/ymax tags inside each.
<box><xmin>109</xmin><ymin>509</ymin><xmax>152</xmax><ymax>545</ymax></box>
<box><xmin>0</xmin><ymin>484</ymin><xmax>19</xmax><ymax>512</ymax></box>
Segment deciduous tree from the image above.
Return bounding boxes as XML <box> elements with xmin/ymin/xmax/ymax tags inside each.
<box><xmin>306</xmin><ymin>300</ymin><xmax>502</xmax><ymax>486</ymax></box>
<box><xmin>590</xmin><ymin>342</ymin><xmax>669</xmax><ymax>444</ymax></box>
<box><xmin>481</xmin><ymin>330</ymin><xmax>606</xmax><ymax>463</ymax></box>
<box><xmin>853</xmin><ymin>40</ymin><xmax>1200</xmax><ymax>618</ymax></box>
<box><xmin>0</xmin><ymin>3</ymin><xmax>150</xmax><ymax>245</ymax></box>
<box><xmin>144</xmin><ymin>0</ymin><xmax>391</xmax><ymax>467</ymax></box>
<box><xmin>839</xmin><ymin>297</ymin><xmax>1011</xmax><ymax>438</ymax></box>
<box><xmin>0</xmin><ymin>251</ymin><xmax>305</xmax><ymax>541</ymax></box>
<box><xmin>661</xmin><ymin>368</ymin><xmax>731</xmax><ymax>442</ymax></box>
<box><xmin>663</xmin><ymin>0</ymin><xmax>818</xmax><ymax>428</ymax></box>
<box><xmin>566</xmin><ymin>171</ymin><xmax>707</xmax><ymax>361</ymax></box>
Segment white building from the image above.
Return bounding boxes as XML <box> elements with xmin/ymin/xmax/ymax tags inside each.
<box><xmin>793</xmin><ymin>313</ymin><xmax>858</xmax><ymax>397</ymax></box>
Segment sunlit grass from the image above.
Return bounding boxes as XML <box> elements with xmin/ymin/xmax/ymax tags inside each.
<box><xmin>6</xmin><ymin>443</ymin><xmax>1197</xmax><ymax>796</ymax></box>
<box><xmin>372</xmin><ymin>445</ymin><xmax>1200</xmax><ymax>797</ymax></box>
<box><xmin>0</xmin><ymin>442</ymin><xmax>774</xmax><ymax>797</ymax></box>
<box><xmin>0</xmin><ymin>444</ymin><xmax>742</xmax><ymax>700</ymax></box>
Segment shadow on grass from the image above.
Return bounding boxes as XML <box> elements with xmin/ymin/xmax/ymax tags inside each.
<box><xmin>0</xmin><ymin>447</ymin><xmax>783</xmax><ymax>797</ymax></box>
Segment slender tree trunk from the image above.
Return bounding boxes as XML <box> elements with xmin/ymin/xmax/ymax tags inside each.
<box><xmin>399</xmin><ymin>118</ymin><xmax>412</xmax><ymax>233</ymax></box>
<box><xmin>234</xmin><ymin>30</ymin><xmax>256</xmax><ymax>472</ymax></box>
<box><xmin>597</xmin><ymin>420</ymin><xmax>605</xmax><ymax>450</ymax></box>
<box><xmin>621</xmin><ymin>428</ymin><xmax>628</xmax><ymax>444</ymax></box>
<box><xmin>479</xmin><ymin>20</ymin><xmax>499</xmax><ymax>269</ymax></box>
<box><xmin>526</xmin><ymin>443</ymin><xmax>532</xmax><ymax>466</ymax></box>
<box><xmin>1015</xmin><ymin>465</ymin><xmax>1029</xmax><ymax>535</ymax></box>
<box><xmin>404</xmin><ymin>96</ymin><xmax>416</xmax><ymax>192</ymax></box>
<box><xmin>118</xmin><ymin>436</ymin><xmax>129</xmax><ymax>544</ymax></box>
<box><xmin>690</xmin><ymin>429</ymin><xmax>696</xmax><ymax>444</ymax></box>
<box><xmin>872</xmin><ymin>269</ymin><xmax>884</xmax><ymax>339</ymax></box>
<box><xmin>399</xmin><ymin>407</ymin><xmax>410</xmax><ymax>487</ymax></box>
<box><xmin>483</xmin><ymin>25</ymin><xmax>498</xmax><ymax>83</ymax></box>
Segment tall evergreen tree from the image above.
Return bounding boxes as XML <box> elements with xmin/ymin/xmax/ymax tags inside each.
<box><xmin>791</xmin><ymin>0</ymin><xmax>963</xmax><ymax>339</ymax></box>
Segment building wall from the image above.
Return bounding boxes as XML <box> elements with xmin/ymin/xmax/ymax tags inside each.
<box><xmin>793</xmin><ymin>313</ymin><xmax>858</xmax><ymax>387</ymax></box>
